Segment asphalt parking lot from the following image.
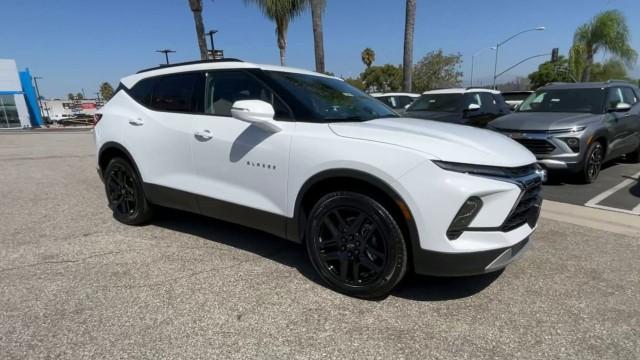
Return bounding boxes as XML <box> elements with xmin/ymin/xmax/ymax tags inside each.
<box><xmin>543</xmin><ymin>160</ymin><xmax>640</xmax><ymax>214</ymax></box>
<box><xmin>1</xmin><ymin>132</ymin><xmax>639</xmax><ymax>359</ymax></box>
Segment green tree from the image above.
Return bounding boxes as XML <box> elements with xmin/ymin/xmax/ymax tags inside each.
<box><xmin>573</xmin><ymin>10</ymin><xmax>637</xmax><ymax>81</ymax></box>
<box><xmin>244</xmin><ymin>0</ymin><xmax>309</xmax><ymax>66</ymax></box>
<box><xmin>67</xmin><ymin>93</ymin><xmax>75</xmax><ymax>100</ymax></box>
<box><xmin>360</xmin><ymin>64</ymin><xmax>402</xmax><ymax>92</ymax></box>
<box><xmin>589</xmin><ymin>59</ymin><xmax>629</xmax><ymax>81</ymax></box>
<box><xmin>412</xmin><ymin>50</ymin><xmax>463</xmax><ymax>92</ymax></box>
<box><xmin>188</xmin><ymin>0</ymin><xmax>209</xmax><ymax>60</ymax></box>
<box><xmin>361</xmin><ymin>48</ymin><xmax>375</xmax><ymax>68</ymax></box>
<box><xmin>99</xmin><ymin>82</ymin><xmax>115</xmax><ymax>102</ymax></box>
<box><xmin>344</xmin><ymin>77</ymin><xmax>365</xmax><ymax>90</ymax></box>
<box><xmin>528</xmin><ymin>56</ymin><xmax>574</xmax><ymax>89</ymax></box>
<box><xmin>402</xmin><ymin>0</ymin><xmax>416</xmax><ymax>92</ymax></box>
<box><xmin>75</xmin><ymin>92</ymin><xmax>84</xmax><ymax>100</ymax></box>
<box><xmin>311</xmin><ymin>0</ymin><xmax>326</xmax><ymax>73</ymax></box>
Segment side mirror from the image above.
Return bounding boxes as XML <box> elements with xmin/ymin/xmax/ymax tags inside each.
<box><xmin>608</xmin><ymin>102</ymin><xmax>631</xmax><ymax>112</ymax></box>
<box><xmin>466</xmin><ymin>103</ymin><xmax>481</xmax><ymax>111</ymax></box>
<box><xmin>231</xmin><ymin>100</ymin><xmax>282</xmax><ymax>133</ymax></box>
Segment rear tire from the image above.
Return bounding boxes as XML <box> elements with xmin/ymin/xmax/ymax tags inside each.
<box><xmin>305</xmin><ymin>191</ymin><xmax>408</xmax><ymax>299</ymax></box>
<box><xmin>578</xmin><ymin>141</ymin><xmax>604</xmax><ymax>184</ymax></box>
<box><xmin>104</xmin><ymin>157</ymin><xmax>153</xmax><ymax>225</ymax></box>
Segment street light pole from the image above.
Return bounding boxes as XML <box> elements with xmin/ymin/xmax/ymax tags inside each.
<box><xmin>206</xmin><ymin>30</ymin><xmax>218</xmax><ymax>54</ymax></box>
<box><xmin>492</xmin><ymin>26</ymin><xmax>545</xmax><ymax>89</ymax></box>
<box><xmin>470</xmin><ymin>47</ymin><xmax>495</xmax><ymax>87</ymax></box>
<box><xmin>156</xmin><ymin>49</ymin><xmax>176</xmax><ymax>64</ymax></box>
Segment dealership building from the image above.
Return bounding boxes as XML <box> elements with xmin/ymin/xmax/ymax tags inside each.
<box><xmin>0</xmin><ymin>59</ymin><xmax>43</xmax><ymax>128</ymax></box>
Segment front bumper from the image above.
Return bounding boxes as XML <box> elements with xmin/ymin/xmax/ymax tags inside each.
<box><xmin>495</xmin><ymin>129</ymin><xmax>587</xmax><ymax>172</ymax></box>
<box><xmin>413</xmin><ymin>237</ymin><xmax>531</xmax><ymax>276</ymax></box>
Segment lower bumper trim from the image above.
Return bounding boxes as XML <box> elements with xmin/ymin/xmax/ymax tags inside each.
<box><xmin>413</xmin><ymin>237</ymin><xmax>530</xmax><ymax>277</ymax></box>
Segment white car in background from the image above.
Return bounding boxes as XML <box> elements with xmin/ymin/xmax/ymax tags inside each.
<box><xmin>94</xmin><ymin>59</ymin><xmax>542</xmax><ymax>298</ymax></box>
<box><xmin>371</xmin><ymin>92</ymin><xmax>420</xmax><ymax>110</ymax></box>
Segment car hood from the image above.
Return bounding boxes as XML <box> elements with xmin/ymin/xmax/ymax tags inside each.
<box><xmin>329</xmin><ymin>117</ymin><xmax>535</xmax><ymax>167</ymax></box>
<box><xmin>489</xmin><ymin>112</ymin><xmax>601</xmax><ymax>131</ymax></box>
<box><xmin>403</xmin><ymin>111</ymin><xmax>463</xmax><ymax>123</ymax></box>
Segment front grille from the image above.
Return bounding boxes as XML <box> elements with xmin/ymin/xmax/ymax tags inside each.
<box><xmin>501</xmin><ymin>180</ymin><xmax>543</xmax><ymax>232</ymax></box>
<box><xmin>515</xmin><ymin>139</ymin><xmax>556</xmax><ymax>154</ymax></box>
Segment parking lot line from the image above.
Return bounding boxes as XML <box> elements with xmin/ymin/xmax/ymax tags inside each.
<box><xmin>584</xmin><ymin>170</ymin><xmax>640</xmax><ymax>215</ymax></box>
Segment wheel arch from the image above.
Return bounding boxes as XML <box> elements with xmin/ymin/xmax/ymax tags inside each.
<box><xmin>98</xmin><ymin>142</ymin><xmax>143</xmax><ymax>180</ymax></box>
<box><xmin>289</xmin><ymin>169</ymin><xmax>421</xmax><ymax>270</ymax></box>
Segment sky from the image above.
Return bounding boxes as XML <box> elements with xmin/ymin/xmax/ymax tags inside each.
<box><xmin>3</xmin><ymin>0</ymin><xmax>640</xmax><ymax>98</ymax></box>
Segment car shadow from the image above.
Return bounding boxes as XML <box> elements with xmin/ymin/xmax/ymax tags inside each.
<box><xmin>150</xmin><ymin>207</ymin><xmax>500</xmax><ymax>302</ymax></box>
<box><xmin>623</xmin><ymin>175</ymin><xmax>640</xmax><ymax>199</ymax></box>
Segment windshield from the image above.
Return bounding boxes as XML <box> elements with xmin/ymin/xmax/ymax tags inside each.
<box><xmin>406</xmin><ymin>93</ymin><xmax>462</xmax><ymax>112</ymax></box>
<box><xmin>518</xmin><ymin>88</ymin><xmax>605</xmax><ymax>114</ymax></box>
<box><xmin>265</xmin><ymin>71</ymin><xmax>397</xmax><ymax>122</ymax></box>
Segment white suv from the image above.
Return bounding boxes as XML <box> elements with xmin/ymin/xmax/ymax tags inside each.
<box><xmin>95</xmin><ymin>59</ymin><xmax>542</xmax><ymax>298</ymax></box>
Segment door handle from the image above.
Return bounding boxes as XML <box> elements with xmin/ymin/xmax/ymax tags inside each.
<box><xmin>194</xmin><ymin>129</ymin><xmax>213</xmax><ymax>140</ymax></box>
<box><xmin>128</xmin><ymin>118</ymin><xmax>144</xmax><ymax>126</ymax></box>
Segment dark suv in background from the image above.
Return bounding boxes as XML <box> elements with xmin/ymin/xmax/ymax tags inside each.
<box><xmin>489</xmin><ymin>81</ymin><xmax>640</xmax><ymax>183</ymax></box>
<box><xmin>403</xmin><ymin>88</ymin><xmax>511</xmax><ymax>127</ymax></box>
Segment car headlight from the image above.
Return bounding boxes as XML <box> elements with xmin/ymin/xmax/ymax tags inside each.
<box><xmin>432</xmin><ymin>160</ymin><xmax>516</xmax><ymax>178</ymax></box>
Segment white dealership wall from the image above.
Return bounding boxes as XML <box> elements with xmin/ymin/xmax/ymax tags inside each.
<box><xmin>0</xmin><ymin>59</ymin><xmax>31</xmax><ymax>128</ymax></box>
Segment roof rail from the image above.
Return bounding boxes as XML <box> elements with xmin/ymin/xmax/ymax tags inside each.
<box><xmin>606</xmin><ymin>79</ymin><xmax>631</xmax><ymax>84</ymax></box>
<box><xmin>136</xmin><ymin>58</ymin><xmax>244</xmax><ymax>74</ymax></box>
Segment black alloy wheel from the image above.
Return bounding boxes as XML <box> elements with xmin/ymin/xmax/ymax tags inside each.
<box><xmin>581</xmin><ymin>142</ymin><xmax>604</xmax><ymax>183</ymax></box>
<box><xmin>104</xmin><ymin>158</ymin><xmax>153</xmax><ymax>225</ymax></box>
<box><xmin>306</xmin><ymin>192</ymin><xmax>407</xmax><ymax>299</ymax></box>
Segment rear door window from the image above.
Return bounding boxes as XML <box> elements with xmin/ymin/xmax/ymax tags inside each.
<box><xmin>150</xmin><ymin>72</ymin><xmax>205</xmax><ymax>113</ymax></box>
<box><xmin>128</xmin><ymin>77</ymin><xmax>157</xmax><ymax>106</ymax></box>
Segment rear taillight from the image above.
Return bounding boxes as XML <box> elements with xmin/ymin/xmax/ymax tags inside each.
<box><xmin>93</xmin><ymin>113</ymin><xmax>103</xmax><ymax>125</ymax></box>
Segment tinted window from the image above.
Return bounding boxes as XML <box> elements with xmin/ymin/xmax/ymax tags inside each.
<box><xmin>480</xmin><ymin>93</ymin><xmax>499</xmax><ymax>114</ymax></box>
<box><xmin>205</xmin><ymin>70</ymin><xmax>291</xmax><ymax>120</ymax></box>
<box><xmin>493</xmin><ymin>94</ymin><xmax>511</xmax><ymax>113</ymax></box>
<box><xmin>518</xmin><ymin>88</ymin><xmax>605</xmax><ymax>114</ymax></box>
<box><xmin>128</xmin><ymin>77</ymin><xmax>156</xmax><ymax>106</ymax></box>
<box><xmin>377</xmin><ymin>96</ymin><xmax>398</xmax><ymax>108</ymax></box>
<box><xmin>502</xmin><ymin>92</ymin><xmax>532</xmax><ymax>102</ymax></box>
<box><xmin>264</xmin><ymin>71</ymin><xmax>397</xmax><ymax>122</ymax></box>
<box><xmin>621</xmin><ymin>87</ymin><xmax>638</xmax><ymax>105</ymax></box>
<box><xmin>150</xmin><ymin>72</ymin><xmax>205</xmax><ymax>112</ymax></box>
<box><xmin>408</xmin><ymin>94</ymin><xmax>462</xmax><ymax>112</ymax></box>
<box><xmin>464</xmin><ymin>93</ymin><xmax>482</xmax><ymax>107</ymax></box>
<box><xmin>399</xmin><ymin>96</ymin><xmax>415</xmax><ymax>107</ymax></box>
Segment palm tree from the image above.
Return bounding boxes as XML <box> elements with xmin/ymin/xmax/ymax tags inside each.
<box><xmin>99</xmin><ymin>82</ymin><xmax>115</xmax><ymax>102</ymax></box>
<box><xmin>244</xmin><ymin>0</ymin><xmax>309</xmax><ymax>66</ymax></box>
<box><xmin>361</xmin><ymin>48</ymin><xmax>375</xmax><ymax>68</ymax></box>
<box><xmin>402</xmin><ymin>0</ymin><xmax>416</xmax><ymax>92</ymax></box>
<box><xmin>311</xmin><ymin>0</ymin><xmax>326</xmax><ymax>73</ymax></box>
<box><xmin>67</xmin><ymin>93</ymin><xmax>75</xmax><ymax>101</ymax></box>
<box><xmin>188</xmin><ymin>0</ymin><xmax>209</xmax><ymax>60</ymax></box>
<box><xmin>573</xmin><ymin>10</ymin><xmax>637</xmax><ymax>81</ymax></box>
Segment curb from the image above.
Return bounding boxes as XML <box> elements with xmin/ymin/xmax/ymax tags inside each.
<box><xmin>541</xmin><ymin>200</ymin><xmax>640</xmax><ymax>237</ymax></box>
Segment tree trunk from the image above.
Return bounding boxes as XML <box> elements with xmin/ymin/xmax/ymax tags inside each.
<box><xmin>581</xmin><ymin>50</ymin><xmax>593</xmax><ymax>82</ymax></box>
<box><xmin>189</xmin><ymin>0</ymin><xmax>209</xmax><ymax>60</ymax></box>
<box><xmin>276</xmin><ymin>18</ymin><xmax>288</xmax><ymax>66</ymax></box>
<box><xmin>402</xmin><ymin>0</ymin><xmax>416</xmax><ymax>92</ymax></box>
<box><xmin>311</xmin><ymin>0</ymin><xmax>325</xmax><ymax>73</ymax></box>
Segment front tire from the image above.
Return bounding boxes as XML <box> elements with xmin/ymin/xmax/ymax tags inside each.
<box><xmin>305</xmin><ymin>192</ymin><xmax>408</xmax><ymax>299</ymax></box>
<box><xmin>578</xmin><ymin>141</ymin><xmax>604</xmax><ymax>184</ymax></box>
<box><xmin>104</xmin><ymin>157</ymin><xmax>153</xmax><ymax>225</ymax></box>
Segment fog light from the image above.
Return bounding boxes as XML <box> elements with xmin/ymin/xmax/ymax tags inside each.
<box><xmin>447</xmin><ymin>196</ymin><xmax>483</xmax><ymax>240</ymax></box>
<box><xmin>561</xmin><ymin>137</ymin><xmax>580</xmax><ymax>152</ymax></box>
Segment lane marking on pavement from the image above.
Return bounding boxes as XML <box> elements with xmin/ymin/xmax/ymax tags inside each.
<box><xmin>584</xmin><ymin>170</ymin><xmax>640</xmax><ymax>215</ymax></box>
